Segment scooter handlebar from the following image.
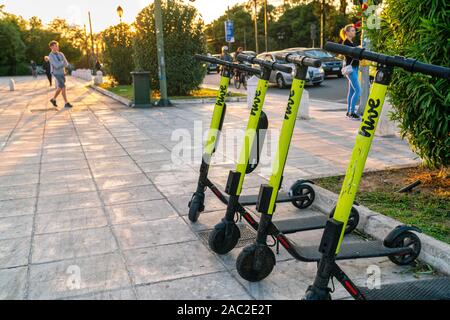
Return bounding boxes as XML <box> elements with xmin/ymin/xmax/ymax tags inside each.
<box><xmin>237</xmin><ymin>53</ymin><xmax>293</xmax><ymax>74</ymax></box>
<box><xmin>194</xmin><ymin>54</ymin><xmax>261</xmax><ymax>75</ymax></box>
<box><xmin>324</xmin><ymin>42</ymin><xmax>450</xmax><ymax>79</ymax></box>
<box><xmin>274</xmin><ymin>52</ymin><xmax>322</xmax><ymax>68</ymax></box>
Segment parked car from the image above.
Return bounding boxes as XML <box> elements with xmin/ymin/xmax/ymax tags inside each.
<box><xmin>289</xmin><ymin>47</ymin><xmax>343</xmax><ymax>78</ymax></box>
<box><xmin>254</xmin><ymin>50</ymin><xmax>325</xmax><ymax>89</ymax></box>
<box><xmin>203</xmin><ymin>54</ymin><xmax>221</xmax><ymax>74</ymax></box>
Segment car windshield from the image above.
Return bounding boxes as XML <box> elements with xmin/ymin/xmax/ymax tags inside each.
<box><xmin>303</xmin><ymin>50</ymin><xmax>334</xmax><ymax>58</ymax></box>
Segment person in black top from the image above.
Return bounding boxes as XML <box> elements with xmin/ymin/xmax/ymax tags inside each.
<box><xmin>339</xmin><ymin>24</ymin><xmax>361</xmax><ymax>120</ymax></box>
<box><xmin>43</xmin><ymin>56</ymin><xmax>52</xmax><ymax>86</ymax></box>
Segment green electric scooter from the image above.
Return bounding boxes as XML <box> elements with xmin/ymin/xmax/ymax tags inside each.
<box><xmin>208</xmin><ymin>53</ymin><xmax>360</xmax><ymax>257</ymax></box>
<box><xmin>298</xmin><ymin>42</ymin><xmax>450</xmax><ymax>300</ymax></box>
<box><xmin>189</xmin><ymin>55</ymin><xmax>321</xmax><ymax>224</ymax></box>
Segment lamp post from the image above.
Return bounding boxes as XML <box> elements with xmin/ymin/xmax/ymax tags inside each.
<box><xmin>117</xmin><ymin>6</ymin><xmax>123</xmax><ymax>23</ymax></box>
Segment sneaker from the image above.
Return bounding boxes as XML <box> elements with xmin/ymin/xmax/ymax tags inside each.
<box><xmin>350</xmin><ymin>113</ymin><xmax>361</xmax><ymax>121</ymax></box>
<box><xmin>346</xmin><ymin>112</ymin><xmax>350</xmax><ymax>118</ymax></box>
<box><xmin>64</xmin><ymin>103</ymin><xmax>73</xmax><ymax>108</ymax></box>
<box><xmin>50</xmin><ymin>99</ymin><xmax>57</xmax><ymax>107</ymax></box>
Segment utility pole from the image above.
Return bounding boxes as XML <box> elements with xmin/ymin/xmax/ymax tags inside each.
<box><xmin>320</xmin><ymin>0</ymin><xmax>325</xmax><ymax>48</ymax></box>
<box><xmin>154</xmin><ymin>0</ymin><xmax>171</xmax><ymax>106</ymax></box>
<box><xmin>253</xmin><ymin>0</ymin><xmax>259</xmax><ymax>53</ymax></box>
<box><xmin>264</xmin><ymin>0</ymin><xmax>268</xmax><ymax>52</ymax></box>
<box><xmin>88</xmin><ymin>12</ymin><xmax>95</xmax><ymax>72</ymax></box>
<box><xmin>84</xmin><ymin>24</ymin><xmax>89</xmax><ymax>68</ymax></box>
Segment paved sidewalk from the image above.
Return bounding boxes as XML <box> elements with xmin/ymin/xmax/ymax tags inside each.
<box><xmin>0</xmin><ymin>77</ymin><xmax>430</xmax><ymax>300</ymax></box>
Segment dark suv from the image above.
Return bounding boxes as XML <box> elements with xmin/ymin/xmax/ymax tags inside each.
<box><xmin>291</xmin><ymin>47</ymin><xmax>344</xmax><ymax>78</ymax></box>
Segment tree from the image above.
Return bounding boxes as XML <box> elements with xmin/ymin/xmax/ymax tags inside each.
<box><xmin>102</xmin><ymin>23</ymin><xmax>135</xmax><ymax>84</ymax></box>
<box><xmin>133</xmin><ymin>0</ymin><xmax>206</xmax><ymax>96</ymax></box>
<box><xmin>0</xmin><ymin>7</ymin><xmax>26</xmax><ymax>75</ymax></box>
<box><xmin>367</xmin><ymin>0</ymin><xmax>450</xmax><ymax>168</ymax></box>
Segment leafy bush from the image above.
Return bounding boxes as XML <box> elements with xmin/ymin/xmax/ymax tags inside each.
<box><xmin>133</xmin><ymin>0</ymin><xmax>206</xmax><ymax>96</ymax></box>
<box><xmin>367</xmin><ymin>0</ymin><xmax>450</xmax><ymax>168</ymax></box>
<box><xmin>102</xmin><ymin>23</ymin><xmax>135</xmax><ymax>85</ymax></box>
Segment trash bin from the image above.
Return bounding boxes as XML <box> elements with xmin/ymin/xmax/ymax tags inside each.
<box><xmin>131</xmin><ymin>71</ymin><xmax>152</xmax><ymax>108</ymax></box>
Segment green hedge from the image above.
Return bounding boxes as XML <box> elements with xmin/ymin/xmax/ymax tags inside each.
<box><xmin>367</xmin><ymin>0</ymin><xmax>450</xmax><ymax>168</ymax></box>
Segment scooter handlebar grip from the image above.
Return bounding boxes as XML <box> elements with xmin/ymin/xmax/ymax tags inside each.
<box><xmin>324</xmin><ymin>42</ymin><xmax>450</xmax><ymax>79</ymax></box>
<box><xmin>410</xmin><ymin>61</ymin><xmax>450</xmax><ymax>79</ymax></box>
<box><xmin>238</xmin><ymin>54</ymin><xmax>292</xmax><ymax>73</ymax></box>
<box><xmin>195</xmin><ymin>54</ymin><xmax>260</xmax><ymax>75</ymax></box>
<box><xmin>324</xmin><ymin>42</ymin><xmax>363</xmax><ymax>59</ymax></box>
<box><xmin>275</xmin><ymin>52</ymin><xmax>322</xmax><ymax>68</ymax></box>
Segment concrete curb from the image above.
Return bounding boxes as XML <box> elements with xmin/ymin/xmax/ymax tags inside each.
<box><xmin>89</xmin><ymin>84</ymin><xmax>247</xmax><ymax>106</ymax></box>
<box><xmin>310</xmin><ymin>183</ymin><xmax>450</xmax><ymax>275</ymax></box>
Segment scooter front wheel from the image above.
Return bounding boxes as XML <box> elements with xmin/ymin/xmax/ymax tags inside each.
<box><xmin>290</xmin><ymin>182</ymin><xmax>315</xmax><ymax>209</ymax></box>
<box><xmin>388</xmin><ymin>231</ymin><xmax>421</xmax><ymax>266</ymax></box>
<box><xmin>236</xmin><ymin>244</ymin><xmax>276</xmax><ymax>282</ymax></box>
<box><xmin>188</xmin><ymin>193</ymin><xmax>205</xmax><ymax>223</ymax></box>
<box><xmin>329</xmin><ymin>206</ymin><xmax>360</xmax><ymax>234</ymax></box>
<box><xmin>208</xmin><ymin>221</ymin><xmax>240</xmax><ymax>254</ymax></box>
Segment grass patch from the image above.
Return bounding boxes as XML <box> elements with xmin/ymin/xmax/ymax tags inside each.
<box><xmin>313</xmin><ymin>167</ymin><xmax>450</xmax><ymax>244</ymax></box>
<box><xmin>99</xmin><ymin>84</ymin><xmax>244</xmax><ymax>101</ymax></box>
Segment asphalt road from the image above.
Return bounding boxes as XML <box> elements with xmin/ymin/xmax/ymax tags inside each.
<box><xmin>202</xmin><ymin>72</ymin><xmax>349</xmax><ymax>104</ymax></box>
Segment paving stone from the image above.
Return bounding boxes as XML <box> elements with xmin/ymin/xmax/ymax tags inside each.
<box><xmin>35</xmin><ymin>207</ymin><xmax>107</xmax><ymax>234</ymax></box>
<box><xmin>106</xmin><ymin>200</ymin><xmax>177</xmax><ymax>225</ymax></box>
<box><xmin>0</xmin><ymin>267</ymin><xmax>27</xmax><ymax>300</ymax></box>
<box><xmin>0</xmin><ymin>237</ymin><xmax>31</xmax><ymax>268</ymax></box>
<box><xmin>28</xmin><ymin>253</ymin><xmax>131</xmax><ymax>299</ymax></box>
<box><xmin>39</xmin><ymin>179</ymin><xmax>97</xmax><ymax>197</ymax></box>
<box><xmin>0</xmin><ymin>184</ymin><xmax>37</xmax><ymax>201</ymax></box>
<box><xmin>0</xmin><ymin>173</ymin><xmax>39</xmax><ymax>187</ymax></box>
<box><xmin>113</xmin><ymin>217</ymin><xmax>196</xmax><ymax>250</ymax></box>
<box><xmin>95</xmin><ymin>173</ymin><xmax>151</xmax><ymax>190</ymax></box>
<box><xmin>0</xmin><ymin>198</ymin><xmax>36</xmax><ymax>218</ymax></box>
<box><xmin>37</xmin><ymin>191</ymin><xmax>102</xmax><ymax>213</ymax></box>
<box><xmin>32</xmin><ymin>227</ymin><xmax>117</xmax><ymax>263</ymax></box>
<box><xmin>100</xmin><ymin>185</ymin><xmax>164</xmax><ymax>206</ymax></box>
<box><xmin>0</xmin><ymin>215</ymin><xmax>34</xmax><ymax>240</ymax></box>
<box><xmin>124</xmin><ymin>241</ymin><xmax>225</xmax><ymax>285</ymax></box>
<box><xmin>40</xmin><ymin>169</ymin><xmax>92</xmax><ymax>184</ymax></box>
<box><xmin>136</xmin><ymin>272</ymin><xmax>252</xmax><ymax>300</ymax></box>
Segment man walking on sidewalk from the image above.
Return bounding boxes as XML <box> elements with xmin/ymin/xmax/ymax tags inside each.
<box><xmin>48</xmin><ymin>40</ymin><xmax>73</xmax><ymax>108</ymax></box>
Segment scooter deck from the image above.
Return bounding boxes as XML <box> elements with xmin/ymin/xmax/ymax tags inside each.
<box><xmin>273</xmin><ymin>215</ymin><xmax>327</xmax><ymax>234</ymax></box>
<box><xmin>360</xmin><ymin>278</ymin><xmax>450</xmax><ymax>300</ymax></box>
<box><xmin>234</xmin><ymin>192</ymin><xmax>301</xmax><ymax>206</ymax></box>
<box><xmin>291</xmin><ymin>240</ymin><xmax>412</xmax><ymax>262</ymax></box>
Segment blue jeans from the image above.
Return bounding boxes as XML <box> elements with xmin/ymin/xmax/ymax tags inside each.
<box><xmin>346</xmin><ymin>66</ymin><xmax>361</xmax><ymax>114</ymax></box>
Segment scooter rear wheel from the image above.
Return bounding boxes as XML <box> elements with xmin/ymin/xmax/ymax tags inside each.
<box><xmin>208</xmin><ymin>222</ymin><xmax>240</xmax><ymax>254</ymax></box>
<box><xmin>236</xmin><ymin>244</ymin><xmax>276</xmax><ymax>282</ymax></box>
<box><xmin>388</xmin><ymin>231</ymin><xmax>421</xmax><ymax>266</ymax></box>
<box><xmin>290</xmin><ymin>182</ymin><xmax>315</xmax><ymax>209</ymax></box>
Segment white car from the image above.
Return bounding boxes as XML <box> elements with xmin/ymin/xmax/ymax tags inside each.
<box><xmin>255</xmin><ymin>51</ymin><xmax>325</xmax><ymax>88</ymax></box>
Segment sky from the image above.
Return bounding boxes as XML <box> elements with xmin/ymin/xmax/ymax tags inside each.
<box><xmin>1</xmin><ymin>0</ymin><xmax>285</xmax><ymax>32</ymax></box>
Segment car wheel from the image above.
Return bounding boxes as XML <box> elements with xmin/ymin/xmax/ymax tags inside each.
<box><xmin>276</xmin><ymin>74</ymin><xmax>286</xmax><ymax>89</ymax></box>
<box><xmin>313</xmin><ymin>82</ymin><xmax>322</xmax><ymax>87</ymax></box>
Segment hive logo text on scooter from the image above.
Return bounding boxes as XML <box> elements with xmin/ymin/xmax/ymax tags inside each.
<box><xmin>359</xmin><ymin>98</ymin><xmax>381</xmax><ymax>138</ymax></box>
<box><xmin>250</xmin><ymin>90</ymin><xmax>262</xmax><ymax>116</ymax></box>
<box><xmin>216</xmin><ymin>85</ymin><xmax>227</xmax><ymax>107</ymax></box>
<box><xmin>284</xmin><ymin>89</ymin><xmax>296</xmax><ymax>120</ymax></box>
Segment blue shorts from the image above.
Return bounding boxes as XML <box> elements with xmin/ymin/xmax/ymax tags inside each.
<box><xmin>53</xmin><ymin>74</ymin><xmax>66</xmax><ymax>88</ymax></box>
